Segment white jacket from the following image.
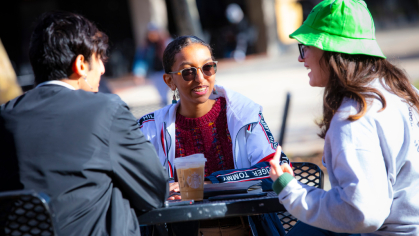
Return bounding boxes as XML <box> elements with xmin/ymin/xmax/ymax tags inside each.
<box><xmin>138</xmin><ymin>85</ymin><xmax>278</xmax><ymax>180</ymax></box>
<box><xmin>276</xmin><ymin>79</ymin><xmax>419</xmax><ymax>235</ymax></box>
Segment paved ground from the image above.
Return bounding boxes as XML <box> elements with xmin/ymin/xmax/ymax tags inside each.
<box><xmin>111</xmin><ymin>25</ymin><xmax>419</xmax><ymax>190</ymax></box>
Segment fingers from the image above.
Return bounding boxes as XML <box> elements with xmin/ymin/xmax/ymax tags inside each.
<box><xmin>169</xmin><ymin>182</ymin><xmax>180</xmax><ymax>192</ymax></box>
<box><xmin>167</xmin><ymin>193</ymin><xmax>182</xmax><ymax>201</ymax></box>
<box><xmin>269</xmin><ymin>146</ymin><xmax>288</xmax><ymax>182</ymax></box>
<box><xmin>269</xmin><ymin>159</ymin><xmax>279</xmax><ymax>180</ymax></box>
<box><xmin>269</xmin><ymin>169</ymin><xmax>278</xmax><ymax>182</ymax></box>
<box><xmin>269</xmin><ymin>165</ymin><xmax>283</xmax><ymax>182</ymax></box>
<box><xmin>269</xmin><ymin>146</ymin><xmax>282</xmax><ymax>173</ymax></box>
<box><xmin>272</xmin><ymin>146</ymin><xmax>282</xmax><ymax>162</ymax></box>
<box><xmin>269</xmin><ymin>166</ymin><xmax>276</xmax><ymax>179</ymax></box>
<box><xmin>281</xmin><ymin>163</ymin><xmax>294</xmax><ymax>176</ymax></box>
<box><xmin>167</xmin><ymin>195</ymin><xmax>181</xmax><ymax>200</ymax></box>
<box><xmin>168</xmin><ymin>182</ymin><xmax>182</xmax><ymax>200</ymax></box>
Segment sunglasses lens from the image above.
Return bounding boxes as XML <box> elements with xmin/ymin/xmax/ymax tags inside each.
<box><xmin>181</xmin><ymin>68</ymin><xmax>197</xmax><ymax>81</ymax></box>
<box><xmin>202</xmin><ymin>62</ymin><xmax>217</xmax><ymax>76</ymax></box>
<box><xmin>302</xmin><ymin>46</ymin><xmax>305</xmax><ymax>58</ymax></box>
<box><xmin>299</xmin><ymin>44</ymin><xmax>305</xmax><ymax>59</ymax></box>
<box><xmin>298</xmin><ymin>44</ymin><xmax>303</xmax><ymax>59</ymax></box>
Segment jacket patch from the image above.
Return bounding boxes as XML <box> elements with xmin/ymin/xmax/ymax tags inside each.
<box><xmin>138</xmin><ymin>113</ymin><xmax>155</xmax><ymax>127</ymax></box>
<box><xmin>258</xmin><ymin>112</ymin><xmax>278</xmax><ymax>150</ymax></box>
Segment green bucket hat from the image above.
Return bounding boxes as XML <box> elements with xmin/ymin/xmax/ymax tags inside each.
<box><xmin>289</xmin><ymin>0</ymin><xmax>386</xmax><ymax>58</ymax></box>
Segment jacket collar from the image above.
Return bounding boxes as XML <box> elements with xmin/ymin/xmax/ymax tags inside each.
<box><xmin>210</xmin><ymin>84</ymin><xmax>261</xmax><ymax>129</ymax></box>
<box><xmin>155</xmin><ymin>84</ymin><xmax>262</xmax><ymax>128</ymax></box>
<box><xmin>36</xmin><ymin>80</ymin><xmax>76</xmax><ymax>90</ymax></box>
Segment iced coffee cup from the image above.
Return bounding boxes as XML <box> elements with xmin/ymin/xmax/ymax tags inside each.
<box><xmin>174</xmin><ymin>154</ymin><xmax>207</xmax><ymax>201</ymax></box>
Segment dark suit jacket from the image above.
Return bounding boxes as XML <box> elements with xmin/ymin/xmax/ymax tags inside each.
<box><xmin>0</xmin><ymin>84</ymin><xmax>168</xmax><ymax>236</ymax></box>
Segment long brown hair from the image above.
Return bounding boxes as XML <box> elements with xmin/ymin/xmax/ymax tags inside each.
<box><xmin>318</xmin><ymin>52</ymin><xmax>419</xmax><ymax>139</ymax></box>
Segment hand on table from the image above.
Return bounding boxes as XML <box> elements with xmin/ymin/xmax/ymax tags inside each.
<box><xmin>168</xmin><ymin>182</ymin><xmax>181</xmax><ymax>200</ymax></box>
<box><xmin>269</xmin><ymin>146</ymin><xmax>294</xmax><ymax>182</ymax></box>
<box><xmin>167</xmin><ymin>181</ymin><xmax>213</xmax><ymax>200</ymax></box>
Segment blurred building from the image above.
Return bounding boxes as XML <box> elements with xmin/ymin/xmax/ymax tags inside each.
<box><xmin>0</xmin><ymin>0</ymin><xmax>418</xmax><ymax>87</ymax></box>
<box><xmin>0</xmin><ymin>39</ymin><xmax>22</xmax><ymax>104</ymax></box>
<box><xmin>0</xmin><ymin>0</ymin><xmax>135</xmax><ymax>88</ymax></box>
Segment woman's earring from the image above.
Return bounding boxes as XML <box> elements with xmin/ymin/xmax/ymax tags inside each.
<box><xmin>212</xmin><ymin>87</ymin><xmax>218</xmax><ymax>95</ymax></box>
<box><xmin>172</xmin><ymin>90</ymin><xmax>177</xmax><ymax>104</ymax></box>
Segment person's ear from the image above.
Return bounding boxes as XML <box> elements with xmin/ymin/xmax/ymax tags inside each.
<box><xmin>163</xmin><ymin>73</ymin><xmax>176</xmax><ymax>91</ymax></box>
<box><xmin>71</xmin><ymin>55</ymin><xmax>88</xmax><ymax>78</ymax></box>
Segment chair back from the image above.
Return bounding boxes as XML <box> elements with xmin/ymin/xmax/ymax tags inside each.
<box><xmin>0</xmin><ymin>190</ymin><xmax>56</xmax><ymax>236</ymax></box>
<box><xmin>277</xmin><ymin>162</ymin><xmax>324</xmax><ymax>233</ymax></box>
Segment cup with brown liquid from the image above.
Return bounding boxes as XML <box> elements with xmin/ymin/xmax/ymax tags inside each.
<box><xmin>174</xmin><ymin>154</ymin><xmax>207</xmax><ymax>201</ymax></box>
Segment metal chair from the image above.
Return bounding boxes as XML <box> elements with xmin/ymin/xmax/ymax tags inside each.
<box><xmin>277</xmin><ymin>162</ymin><xmax>324</xmax><ymax>233</ymax></box>
<box><xmin>0</xmin><ymin>190</ymin><xmax>56</xmax><ymax>236</ymax></box>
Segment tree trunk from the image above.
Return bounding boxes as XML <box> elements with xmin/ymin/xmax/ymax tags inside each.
<box><xmin>128</xmin><ymin>0</ymin><xmax>168</xmax><ymax>49</ymax></box>
<box><xmin>168</xmin><ymin>0</ymin><xmax>204</xmax><ymax>38</ymax></box>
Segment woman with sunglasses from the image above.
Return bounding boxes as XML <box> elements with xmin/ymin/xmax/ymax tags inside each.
<box><xmin>139</xmin><ymin>35</ymin><xmax>287</xmax><ymax>235</ymax></box>
<box><xmin>268</xmin><ymin>0</ymin><xmax>419</xmax><ymax>236</ymax></box>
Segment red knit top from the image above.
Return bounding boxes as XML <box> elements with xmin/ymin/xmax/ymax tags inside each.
<box><xmin>175</xmin><ymin>97</ymin><xmax>234</xmax><ymax>177</ymax></box>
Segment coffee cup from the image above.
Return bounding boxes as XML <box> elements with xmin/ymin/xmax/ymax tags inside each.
<box><xmin>173</xmin><ymin>154</ymin><xmax>207</xmax><ymax>201</ymax></box>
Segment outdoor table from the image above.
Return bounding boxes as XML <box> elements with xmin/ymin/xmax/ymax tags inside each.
<box><xmin>137</xmin><ymin>191</ymin><xmax>283</xmax><ymax>225</ymax></box>
<box><xmin>137</xmin><ymin>162</ymin><xmax>323</xmax><ymax>229</ymax></box>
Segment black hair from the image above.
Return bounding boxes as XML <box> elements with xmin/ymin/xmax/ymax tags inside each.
<box><xmin>29</xmin><ymin>11</ymin><xmax>109</xmax><ymax>84</ymax></box>
<box><xmin>162</xmin><ymin>35</ymin><xmax>214</xmax><ymax>73</ymax></box>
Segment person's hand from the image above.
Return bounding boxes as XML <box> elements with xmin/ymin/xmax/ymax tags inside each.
<box><xmin>167</xmin><ymin>182</ymin><xmax>181</xmax><ymax>200</ymax></box>
<box><xmin>269</xmin><ymin>146</ymin><xmax>294</xmax><ymax>182</ymax></box>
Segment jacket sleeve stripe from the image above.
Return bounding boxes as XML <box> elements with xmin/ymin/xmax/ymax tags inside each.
<box><xmin>160</xmin><ymin>126</ymin><xmax>166</xmax><ymax>156</ymax></box>
<box><xmin>215</xmin><ymin>168</ymin><xmax>259</xmax><ymax>177</ymax></box>
<box><xmin>231</xmin><ymin>176</ymin><xmax>271</xmax><ymax>182</ymax></box>
<box><xmin>160</xmin><ymin>124</ymin><xmax>174</xmax><ymax>178</ymax></box>
<box><xmin>258</xmin><ymin>112</ymin><xmax>278</xmax><ymax>150</ymax></box>
<box><xmin>257</xmin><ymin>152</ymin><xmax>276</xmax><ymax>163</ymax></box>
<box><xmin>211</xmin><ymin>164</ymin><xmax>271</xmax><ymax>183</ymax></box>
<box><xmin>258</xmin><ymin>122</ymin><xmax>273</xmax><ymax>148</ymax></box>
<box><xmin>168</xmin><ymin>161</ymin><xmax>173</xmax><ymax>178</ymax></box>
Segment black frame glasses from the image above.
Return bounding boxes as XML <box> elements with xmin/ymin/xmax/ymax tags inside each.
<box><xmin>298</xmin><ymin>44</ymin><xmax>306</xmax><ymax>59</ymax></box>
<box><xmin>169</xmin><ymin>61</ymin><xmax>218</xmax><ymax>81</ymax></box>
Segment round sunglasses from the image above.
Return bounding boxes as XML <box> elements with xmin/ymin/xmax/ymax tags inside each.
<box><xmin>169</xmin><ymin>61</ymin><xmax>218</xmax><ymax>81</ymax></box>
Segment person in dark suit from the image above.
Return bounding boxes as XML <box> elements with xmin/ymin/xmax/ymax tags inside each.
<box><xmin>0</xmin><ymin>11</ymin><xmax>168</xmax><ymax>236</ymax></box>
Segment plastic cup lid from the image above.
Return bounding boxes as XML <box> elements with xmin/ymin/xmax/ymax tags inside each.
<box><xmin>173</xmin><ymin>153</ymin><xmax>207</xmax><ymax>165</ymax></box>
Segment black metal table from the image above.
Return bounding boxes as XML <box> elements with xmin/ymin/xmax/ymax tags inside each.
<box><xmin>137</xmin><ymin>162</ymin><xmax>324</xmax><ymax>231</ymax></box>
<box><xmin>137</xmin><ymin>191</ymin><xmax>283</xmax><ymax>225</ymax></box>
